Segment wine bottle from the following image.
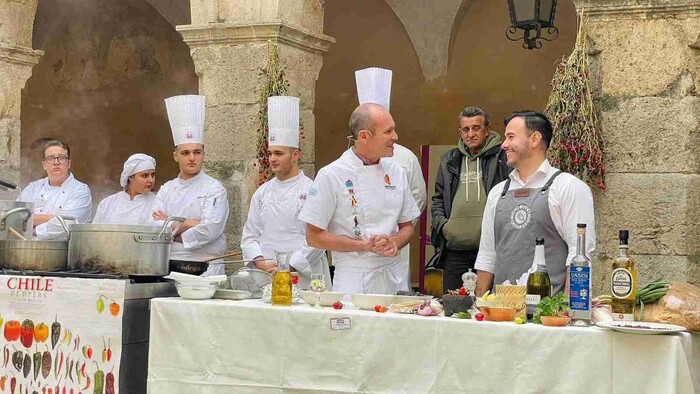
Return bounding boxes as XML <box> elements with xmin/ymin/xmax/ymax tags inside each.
<box><xmin>526</xmin><ymin>238</ymin><xmax>551</xmax><ymax>321</ymax></box>
<box><xmin>611</xmin><ymin>230</ymin><xmax>636</xmax><ymax>321</ymax></box>
<box><xmin>568</xmin><ymin>223</ymin><xmax>592</xmax><ymax>326</ymax></box>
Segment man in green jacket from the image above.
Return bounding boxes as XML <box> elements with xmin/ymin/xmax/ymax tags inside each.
<box><xmin>431</xmin><ymin>107</ymin><xmax>511</xmax><ymax>294</ymax></box>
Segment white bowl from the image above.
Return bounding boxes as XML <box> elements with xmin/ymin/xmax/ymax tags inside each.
<box><xmin>176</xmin><ymin>282</ymin><xmax>216</xmax><ymax>300</ymax></box>
<box><xmin>299</xmin><ymin>291</ymin><xmax>345</xmax><ymax>307</ymax></box>
<box><xmin>351</xmin><ymin>294</ymin><xmax>395</xmax><ymax>310</ymax></box>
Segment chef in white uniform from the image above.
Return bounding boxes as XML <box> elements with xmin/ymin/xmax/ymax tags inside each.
<box><xmin>148</xmin><ymin>95</ymin><xmax>230</xmax><ymax>276</ymax></box>
<box><xmin>240</xmin><ymin>96</ymin><xmax>332</xmax><ymax>289</ymax></box>
<box><xmin>20</xmin><ymin>139</ymin><xmax>92</xmax><ymax>239</ymax></box>
<box><xmin>93</xmin><ymin>154</ymin><xmax>157</xmax><ymax>225</ymax></box>
<box><xmin>299</xmin><ymin>102</ymin><xmax>421</xmax><ymax>295</ymax></box>
<box><xmin>355</xmin><ymin>67</ymin><xmax>427</xmax><ymax>288</ymax></box>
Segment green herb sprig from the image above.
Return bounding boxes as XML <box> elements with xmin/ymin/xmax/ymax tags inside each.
<box><xmin>533</xmin><ymin>292</ymin><xmax>569</xmax><ymax>324</ymax></box>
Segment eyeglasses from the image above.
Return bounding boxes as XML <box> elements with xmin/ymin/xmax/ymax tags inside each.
<box><xmin>43</xmin><ymin>155</ymin><xmax>70</xmax><ymax>164</ymax></box>
<box><xmin>459</xmin><ymin>125</ymin><xmax>485</xmax><ymax>135</ymax></box>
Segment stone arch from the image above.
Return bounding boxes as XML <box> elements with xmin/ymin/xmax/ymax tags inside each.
<box><xmin>21</xmin><ymin>0</ymin><xmax>197</xmax><ymax>202</ymax></box>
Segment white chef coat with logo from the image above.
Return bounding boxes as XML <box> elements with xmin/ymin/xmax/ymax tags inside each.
<box><xmin>386</xmin><ymin>143</ymin><xmax>427</xmax><ymax>287</ymax></box>
<box><xmin>298</xmin><ymin>149</ymin><xmax>421</xmax><ymax>295</ymax></box>
<box><xmin>19</xmin><ymin>173</ymin><xmax>92</xmax><ymax>240</ymax></box>
<box><xmin>148</xmin><ymin>171</ymin><xmax>229</xmax><ymax>276</ymax></box>
<box><xmin>92</xmin><ymin>191</ymin><xmax>157</xmax><ymax>225</ymax></box>
<box><xmin>240</xmin><ymin>171</ymin><xmax>332</xmax><ymax>289</ymax></box>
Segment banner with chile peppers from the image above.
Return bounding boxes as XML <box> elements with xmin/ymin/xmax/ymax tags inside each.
<box><xmin>0</xmin><ymin>275</ymin><xmax>124</xmax><ymax>394</ymax></box>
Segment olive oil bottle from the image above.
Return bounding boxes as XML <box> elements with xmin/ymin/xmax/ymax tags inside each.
<box><xmin>611</xmin><ymin>230</ymin><xmax>636</xmax><ymax>321</ymax></box>
<box><xmin>526</xmin><ymin>238</ymin><xmax>551</xmax><ymax>321</ymax></box>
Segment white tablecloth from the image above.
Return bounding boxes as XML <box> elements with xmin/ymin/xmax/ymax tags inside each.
<box><xmin>148</xmin><ymin>298</ymin><xmax>699</xmax><ymax>394</ymax></box>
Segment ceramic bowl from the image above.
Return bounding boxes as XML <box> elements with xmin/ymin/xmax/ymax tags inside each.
<box><xmin>540</xmin><ymin>316</ymin><xmax>570</xmax><ymax>327</ymax></box>
<box><xmin>300</xmin><ymin>291</ymin><xmax>345</xmax><ymax>307</ymax></box>
<box><xmin>480</xmin><ymin>306</ymin><xmax>517</xmax><ymax>322</ymax></box>
<box><xmin>351</xmin><ymin>294</ymin><xmax>394</xmax><ymax>310</ymax></box>
<box><xmin>176</xmin><ymin>282</ymin><xmax>217</xmax><ymax>300</ymax></box>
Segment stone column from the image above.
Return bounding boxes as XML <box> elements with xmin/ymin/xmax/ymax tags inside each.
<box><xmin>176</xmin><ymin>0</ymin><xmax>334</xmax><ymax>253</ymax></box>
<box><xmin>0</xmin><ymin>0</ymin><xmax>43</xmax><ymax>198</ymax></box>
<box><xmin>572</xmin><ymin>0</ymin><xmax>700</xmax><ymax>290</ymax></box>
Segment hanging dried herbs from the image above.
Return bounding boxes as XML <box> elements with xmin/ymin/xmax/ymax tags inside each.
<box><xmin>545</xmin><ymin>14</ymin><xmax>606</xmax><ymax>190</ymax></box>
<box><xmin>254</xmin><ymin>41</ymin><xmax>305</xmax><ymax>186</ymax></box>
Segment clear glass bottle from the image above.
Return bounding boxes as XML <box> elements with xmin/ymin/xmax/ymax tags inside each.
<box><xmin>271</xmin><ymin>251</ymin><xmax>293</xmax><ymax>306</ymax></box>
<box><xmin>526</xmin><ymin>238</ymin><xmax>551</xmax><ymax>321</ymax></box>
<box><xmin>611</xmin><ymin>230</ymin><xmax>636</xmax><ymax>321</ymax></box>
<box><xmin>568</xmin><ymin>223</ymin><xmax>592</xmax><ymax>326</ymax></box>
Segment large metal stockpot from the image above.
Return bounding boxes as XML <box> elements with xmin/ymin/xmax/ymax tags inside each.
<box><xmin>0</xmin><ymin>215</ymin><xmax>69</xmax><ymax>271</ymax></box>
<box><xmin>0</xmin><ymin>201</ymin><xmax>34</xmax><ymax>240</ymax></box>
<box><xmin>67</xmin><ymin>218</ymin><xmax>184</xmax><ymax>276</ymax></box>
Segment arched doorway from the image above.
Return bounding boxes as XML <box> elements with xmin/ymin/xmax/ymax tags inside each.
<box><xmin>21</xmin><ymin>0</ymin><xmax>197</xmax><ymax>204</ymax></box>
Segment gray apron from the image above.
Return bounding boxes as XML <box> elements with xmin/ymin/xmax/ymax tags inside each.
<box><xmin>493</xmin><ymin>171</ymin><xmax>569</xmax><ymax>295</ymax></box>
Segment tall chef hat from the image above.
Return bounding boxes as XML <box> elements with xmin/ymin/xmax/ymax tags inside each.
<box><xmin>267</xmin><ymin>96</ymin><xmax>300</xmax><ymax>149</ymax></box>
<box><xmin>355</xmin><ymin>67</ymin><xmax>392</xmax><ymax>111</ymax></box>
<box><xmin>120</xmin><ymin>153</ymin><xmax>156</xmax><ymax>189</ymax></box>
<box><xmin>164</xmin><ymin>95</ymin><xmax>205</xmax><ymax>146</ymax></box>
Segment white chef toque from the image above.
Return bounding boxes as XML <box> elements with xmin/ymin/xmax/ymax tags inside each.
<box><xmin>120</xmin><ymin>153</ymin><xmax>156</xmax><ymax>188</ymax></box>
<box><xmin>164</xmin><ymin>95</ymin><xmax>206</xmax><ymax>146</ymax></box>
<box><xmin>267</xmin><ymin>96</ymin><xmax>300</xmax><ymax>149</ymax></box>
<box><xmin>355</xmin><ymin>67</ymin><xmax>392</xmax><ymax>111</ymax></box>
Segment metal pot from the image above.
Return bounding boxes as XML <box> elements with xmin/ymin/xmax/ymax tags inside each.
<box><xmin>0</xmin><ymin>215</ymin><xmax>69</xmax><ymax>271</ymax></box>
<box><xmin>0</xmin><ymin>201</ymin><xmax>34</xmax><ymax>240</ymax></box>
<box><xmin>68</xmin><ymin>217</ymin><xmax>184</xmax><ymax>276</ymax></box>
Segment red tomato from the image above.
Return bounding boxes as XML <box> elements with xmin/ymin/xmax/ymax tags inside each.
<box><xmin>333</xmin><ymin>302</ymin><xmax>343</xmax><ymax>310</ymax></box>
<box><xmin>475</xmin><ymin>313</ymin><xmax>485</xmax><ymax>321</ymax></box>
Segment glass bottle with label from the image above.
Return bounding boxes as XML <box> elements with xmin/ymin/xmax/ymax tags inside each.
<box><xmin>568</xmin><ymin>223</ymin><xmax>592</xmax><ymax>326</ymax></box>
<box><xmin>526</xmin><ymin>238</ymin><xmax>551</xmax><ymax>321</ymax></box>
<box><xmin>611</xmin><ymin>230</ymin><xmax>636</xmax><ymax>321</ymax></box>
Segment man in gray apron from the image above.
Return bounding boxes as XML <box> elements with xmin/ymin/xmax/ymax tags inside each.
<box><xmin>474</xmin><ymin>110</ymin><xmax>596</xmax><ymax>296</ymax></box>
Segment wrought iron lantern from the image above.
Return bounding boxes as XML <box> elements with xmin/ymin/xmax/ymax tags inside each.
<box><xmin>506</xmin><ymin>0</ymin><xmax>559</xmax><ymax>49</ymax></box>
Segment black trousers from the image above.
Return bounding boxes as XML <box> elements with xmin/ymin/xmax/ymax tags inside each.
<box><xmin>442</xmin><ymin>248</ymin><xmax>478</xmax><ymax>295</ymax></box>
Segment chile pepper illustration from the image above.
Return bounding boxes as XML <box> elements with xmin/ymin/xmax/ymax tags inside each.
<box><xmin>76</xmin><ymin>361</ymin><xmax>82</xmax><ymax>386</ymax></box>
<box><xmin>20</xmin><ymin>320</ymin><xmax>34</xmax><ymax>349</ymax></box>
<box><xmin>81</xmin><ymin>376</ymin><xmax>91</xmax><ymax>392</ymax></box>
<box><xmin>51</xmin><ymin>316</ymin><xmax>61</xmax><ymax>350</ymax></box>
<box><xmin>106</xmin><ymin>339</ymin><xmax>111</xmax><ymax>363</ymax></box>
<box><xmin>3</xmin><ymin>344</ymin><xmax>9</xmax><ymax>368</ymax></box>
<box><xmin>10</xmin><ymin>372</ymin><xmax>16</xmax><ymax>394</ymax></box>
<box><xmin>4</xmin><ymin>320</ymin><xmax>21</xmax><ymax>342</ymax></box>
<box><xmin>33</xmin><ymin>345</ymin><xmax>41</xmax><ymax>380</ymax></box>
<box><xmin>68</xmin><ymin>359</ymin><xmax>74</xmax><ymax>382</ymax></box>
<box><xmin>12</xmin><ymin>347</ymin><xmax>23</xmax><ymax>371</ymax></box>
<box><xmin>22</xmin><ymin>353</ymin><xmax>31</xmax><ymax>379</ymax></box>
<box><xmin>64</xmin><ymin>355</ymin><xmax>70</xmax><ymax>380</ymax></box>
<box><xmin>104</xmin><ymin>367</ymin><xmax>115</xmax><ymax>394</ymax></box>
<box><xmin>54</xmin><ymin>349</ymin><xmax>63</xmax><ymax>380</ymax></box>
<box><xmin>92</xmin><ymin>362</ymin><xmax>104</xmax><ymax>394</ymax></box>
<box><xmin>42</xmin><ymin>345</ymin><xmax>52</xmax><ymax>379</ymax></box>
<box><xmin>33</xmin><ymin>323</ymin><xmax>49</xmax><ymax>343</ymax></box>
<box><xmin>101</xmin><ymin>338</ymin><xmax>107</xmax><ymax>363</ymax></box>
<box><xmin>0</xmin><ymin>375</ymin><xmax>7</xmax><ymax>390</ymax></box>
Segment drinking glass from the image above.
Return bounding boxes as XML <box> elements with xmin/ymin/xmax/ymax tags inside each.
<box><xmin>310</xmin><ymin>273</ymin><xmax>326</xmax><ymax>308</ymax></box>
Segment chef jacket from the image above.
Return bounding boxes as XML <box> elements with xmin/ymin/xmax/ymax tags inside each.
<box><xmin>475</xmin><ymin>160</ymin><xmax>596</xmax><ymax>277</ymax></box>
<box><xmin>241</xmin><ymin>171</ymin><xmax>332</xmax><ymax>289</ymax></box>
<box><xmin>92</xmin><ymin>191</ymin><xmax>157</xmax><ymax>225</ymax></box>
<box><xmin>19</xmin><ymin>173</ymin><xmax>92</xmax><ymax>240</ymax></box>
<box><xmin>386</xmin><ymin>143</ymin><xmax>427</xmax><ymax>287</ymax></box>
<box><xmin>298</xmin><ymin>149</ymin><xmax>421</xmax><ymax>295</ymax></box>
<box><xmin>148</xmin><ymin>171</ymin><xmax>229</xmax><ymax>276</ymax></box>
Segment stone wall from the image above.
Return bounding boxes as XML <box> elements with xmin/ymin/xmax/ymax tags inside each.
<box><xmin>21</xmin><ymin>0</ymin><xmax>197</xmax><ymax>203</ymax></box>
<box><xmin>574</xmin><ymin>0</ymin><xmax>700</xmax><ymax>291</ymax></box>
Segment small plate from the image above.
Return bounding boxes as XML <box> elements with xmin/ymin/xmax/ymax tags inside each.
<box><xmin>597</xmin><ymin>321</ymin><xmax>687</xmax><ymax>335</ymax></box>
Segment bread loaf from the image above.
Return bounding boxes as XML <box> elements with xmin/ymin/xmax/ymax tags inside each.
<box><xmin>634</xmin><ymin>282</ymin><xmax>700</xmax><ymax>332</ymax></box>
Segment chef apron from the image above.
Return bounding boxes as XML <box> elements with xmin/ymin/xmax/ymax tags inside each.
<box><xmin>493</xmin><ymin>171</ymin><xmax>569</xmax><ymax>295</ymax></box>
<box><xmin>258</xmin><ymin>180</ymin><xmax>331</xmax><ymax>289</ymax></box>
<box><xmin>332</xmin><ymin>163</ymin><xmax>408</xmax><ymax>295</ymax></box>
